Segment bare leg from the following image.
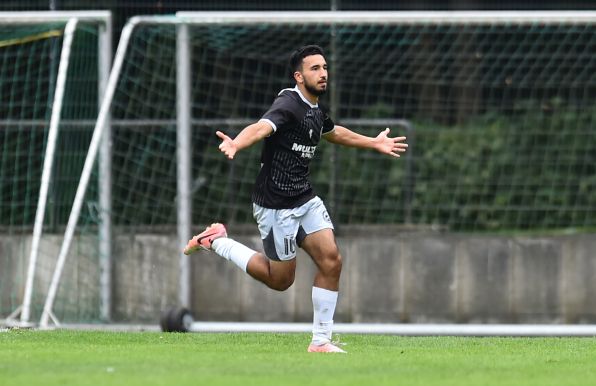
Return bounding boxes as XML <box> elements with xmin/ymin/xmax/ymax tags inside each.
<box><xmin>246</xmin><ymin>252</ymin><xmax>296</xmax><ymax>291</ymax></box>
<box><xmin>206</xmin><ymin>232</ymin><xmax>296</xmax><ymax>292</ymax></box>
<box><xmin>300</xmin><ymin>228</ymin><xmax>343</xmax><ymax>349</ymax></box>
<box><xmin>300</xmin><ymin>228</ymin><xmax>342</xmax><ymax>291</ymax></box>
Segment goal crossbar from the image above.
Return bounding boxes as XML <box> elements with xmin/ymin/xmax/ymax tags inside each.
<box><xmin>0</xmin><ymin>11</ymin><xmax>111</xmax><ymax>24</ymax></box>
<box><xmin>177</xmin><ymin>10</ymin><xmax>596</xmax><ymax>24</ymax></box>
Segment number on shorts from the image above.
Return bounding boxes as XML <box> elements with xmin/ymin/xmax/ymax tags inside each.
<box><xmin>284</xmin><ymin>236</ymin><xmax>296</xmax><ymax>255</ymax></box>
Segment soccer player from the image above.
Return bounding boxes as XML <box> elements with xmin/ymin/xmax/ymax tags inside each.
<box><xmin>184</xmin><ymin>45</ymin><xmax>408</xmax><ymax>353</ymax></box>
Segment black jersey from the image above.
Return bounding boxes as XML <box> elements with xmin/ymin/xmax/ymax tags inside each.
<box><xmin>252</xmin><ymin>86</ymin><xmax>335</xmax><ymax>209</ymax></box>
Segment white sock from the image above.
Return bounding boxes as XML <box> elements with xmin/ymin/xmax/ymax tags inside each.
<box><xmin>311</xmin><ymin>286</ymin><xmax>338</xmax><ymax>345</ymax></box>
<box><xmin>211</xmin><ymin>238</ymin><xmax>255</xmax><ymax>273</ymax></box>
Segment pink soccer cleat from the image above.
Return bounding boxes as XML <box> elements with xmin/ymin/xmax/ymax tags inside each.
<box><xmin>307</xmin><ymin>342</ymin><xmax>347</xmax><ymax>353</ymax></box>
<box><xmin>183</xmin><ymin>223</ymin><xmax>227</xmax><ymax>254</ymax></box>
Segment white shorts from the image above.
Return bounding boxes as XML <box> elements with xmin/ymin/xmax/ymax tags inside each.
<box><xmin>253</xmin><ymin>196</ymin><xmax>334</xmax><ymax>261</ymax></box>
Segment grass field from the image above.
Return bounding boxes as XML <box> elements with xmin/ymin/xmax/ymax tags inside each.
<box><xmin>1</xmin><ymin>330</ymin><xmax>596</xmax><ymax>386</ymax></box>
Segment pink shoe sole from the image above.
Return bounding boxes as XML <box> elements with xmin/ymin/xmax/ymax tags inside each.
<box><xmin>307</xmin><ymin>342</ymin><xmax>347</xmax><ymax>353</ymax></box>
<box><xmin>183</xmin><ymin>223</ymin><xmax>227</xmax><ymax>254</ymax></box>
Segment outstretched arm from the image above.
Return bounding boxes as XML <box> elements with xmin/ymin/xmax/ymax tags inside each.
<box><xmin>324</xmin><ymin>125</ymin><xmax>408</xmax><ymax>158</ymax></box>
<box><xmin>216</xmin><ymin>120</ymin><xmax>273</xmax><ymax>160</ymax></box>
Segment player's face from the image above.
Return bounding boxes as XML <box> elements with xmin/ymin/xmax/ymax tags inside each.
<box><xmin>298</xmin><ymin>54</ymin><xmax>328</xmax><ymax>97</ymax></box>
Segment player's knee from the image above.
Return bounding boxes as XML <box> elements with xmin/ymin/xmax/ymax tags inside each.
<box><xmin>268</xmin><ymin>271</ymin><xmax>295</xmax><ymax>291</ymax></box>
<box><xmin>331</xmin><ymin>252</ymin><xmax>343</xmax><ymax>277</ymax></box>
<box><xmin>321</xmin><ymin>250</ymin><xmax>342</xmax><ymax>278</ymax></box>
<box><xmin>269</xmin><ymin>278</ymin><xmax>294</xmax><ymax>291</ymax></box>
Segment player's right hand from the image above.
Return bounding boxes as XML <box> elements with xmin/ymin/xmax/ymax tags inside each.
<box><xmin>216</xmin><ymin>131</ymin><xmax>237</xmax><ymax>160</ymax></box>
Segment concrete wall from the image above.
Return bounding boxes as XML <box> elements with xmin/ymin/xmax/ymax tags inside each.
<box><xmin>188</xmin><ymin>230</ymin><xmax>596</xmax><ymax>324</ymax></box>
<box><xmin>2</xmin><ymin>230</ymin><xmax>596</xmax><ymax>324</ymax></box>
<box><xmin>0</xmin><ymin>235</ymin><xmax>103</xmax><ymax>322</ymax></box>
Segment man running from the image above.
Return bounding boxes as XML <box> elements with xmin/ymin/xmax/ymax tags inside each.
<box><xmin>184</xmin><ymin>45</ymin><xmax>408</xmax><ymax>353</ymax></box>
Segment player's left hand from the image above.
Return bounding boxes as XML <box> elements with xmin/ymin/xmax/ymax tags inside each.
<box><xmin>216</xmin><ymin>130</ymin><xmax>237</xmax><ymax>159</ymax></box>
<box><xmin>374</xmin><ymin>128</ymin><xmax>408</xmax><ymax>158</ymax></box>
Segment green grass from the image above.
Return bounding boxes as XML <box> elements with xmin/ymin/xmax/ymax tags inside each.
<box><xmin>1</xmin><ymin>330</ymin><xmax>596</xmax><ymax>386</ymax></box>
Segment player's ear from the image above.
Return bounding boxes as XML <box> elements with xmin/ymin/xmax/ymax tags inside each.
<box><xmin>294</xmin><ymin>71</ymin><xmax>303</xmax><ymax>84</ymax></box>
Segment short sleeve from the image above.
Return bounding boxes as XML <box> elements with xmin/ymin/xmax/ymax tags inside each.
<box><xmin>321</xmin><ymin>108</ymin><xmax>335</xmax><ymax>135</ymax></box>
<box><xmin>260</xmin><ymin>94</ymin><xmax>294</xmax><ymax>132</ymax></box>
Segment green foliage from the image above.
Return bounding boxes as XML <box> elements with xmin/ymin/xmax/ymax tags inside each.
<box><xmin>411</xmin><ymin>100</ymin><xmax>596</xmax><ymax>230</ymax></box>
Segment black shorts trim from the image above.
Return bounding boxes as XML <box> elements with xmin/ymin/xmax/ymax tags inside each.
<box><xmin>263</xmin><ymin>229</ymin><xmax>280</xmax><ymax>261</ymax></box>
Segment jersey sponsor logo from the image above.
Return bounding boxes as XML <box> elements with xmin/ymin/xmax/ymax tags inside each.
<box><xmin>291</xmin><ymin>142</ymin><xmax>317</xmax><ymax>159</ymax></box>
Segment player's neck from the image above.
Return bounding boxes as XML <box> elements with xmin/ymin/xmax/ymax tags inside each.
<box><xmin>296</xmin><ymin>84</ymin><xmax>319</xmax><ymax>105</ymax></box>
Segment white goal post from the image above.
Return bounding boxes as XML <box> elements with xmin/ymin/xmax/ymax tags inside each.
<box><xmin>0</xmin><ymin>11</ymin><xmax>112</xmax><ymax>328</ymax></box>
<box><xmin>38</xmin><ymin>10</ymin><xmax>596</xmax><ymax>329</ymax></box>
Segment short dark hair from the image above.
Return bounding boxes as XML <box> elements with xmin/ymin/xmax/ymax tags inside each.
<box><xmin>288</xmin><ymin>45</ymin><xmax>325</xmax><ymax>79</ymax></box>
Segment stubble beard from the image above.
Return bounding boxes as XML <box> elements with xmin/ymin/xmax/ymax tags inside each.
<box><xmin>305</xmin><ymin>81</ymin><xmax>327</xmax><ymax>97</ymax></box>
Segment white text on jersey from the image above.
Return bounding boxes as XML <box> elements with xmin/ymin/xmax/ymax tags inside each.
<box><xmin>291</xmin><ymin>143</ymin><xmax>316</xmax><ymax>159</ymax></box>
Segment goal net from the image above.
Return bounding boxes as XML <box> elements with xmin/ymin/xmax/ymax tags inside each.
<box><xmin>115</xmin><ymin>11</ymin><xmax>596</xmax><ymax>232</ymax></box>
<box><xmin>0</xmin><ymin>13</ymin><xmax>110</xmax><ymax>326</ymax></box>
<box><xmin>21</xmin><ymin>11</ymin><xmax>596</xmax><ymax>325</ymax></box>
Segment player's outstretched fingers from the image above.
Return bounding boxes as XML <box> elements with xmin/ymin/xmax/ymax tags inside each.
<box><xmin>215</xmin><ymin>131</ymin><xmax>236</xmax><ymax>160</ymax></box>
<box><xmin>216</xmin><ymin>130</ymin><xmax>230</xmax><ymax>141</ymax></box>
